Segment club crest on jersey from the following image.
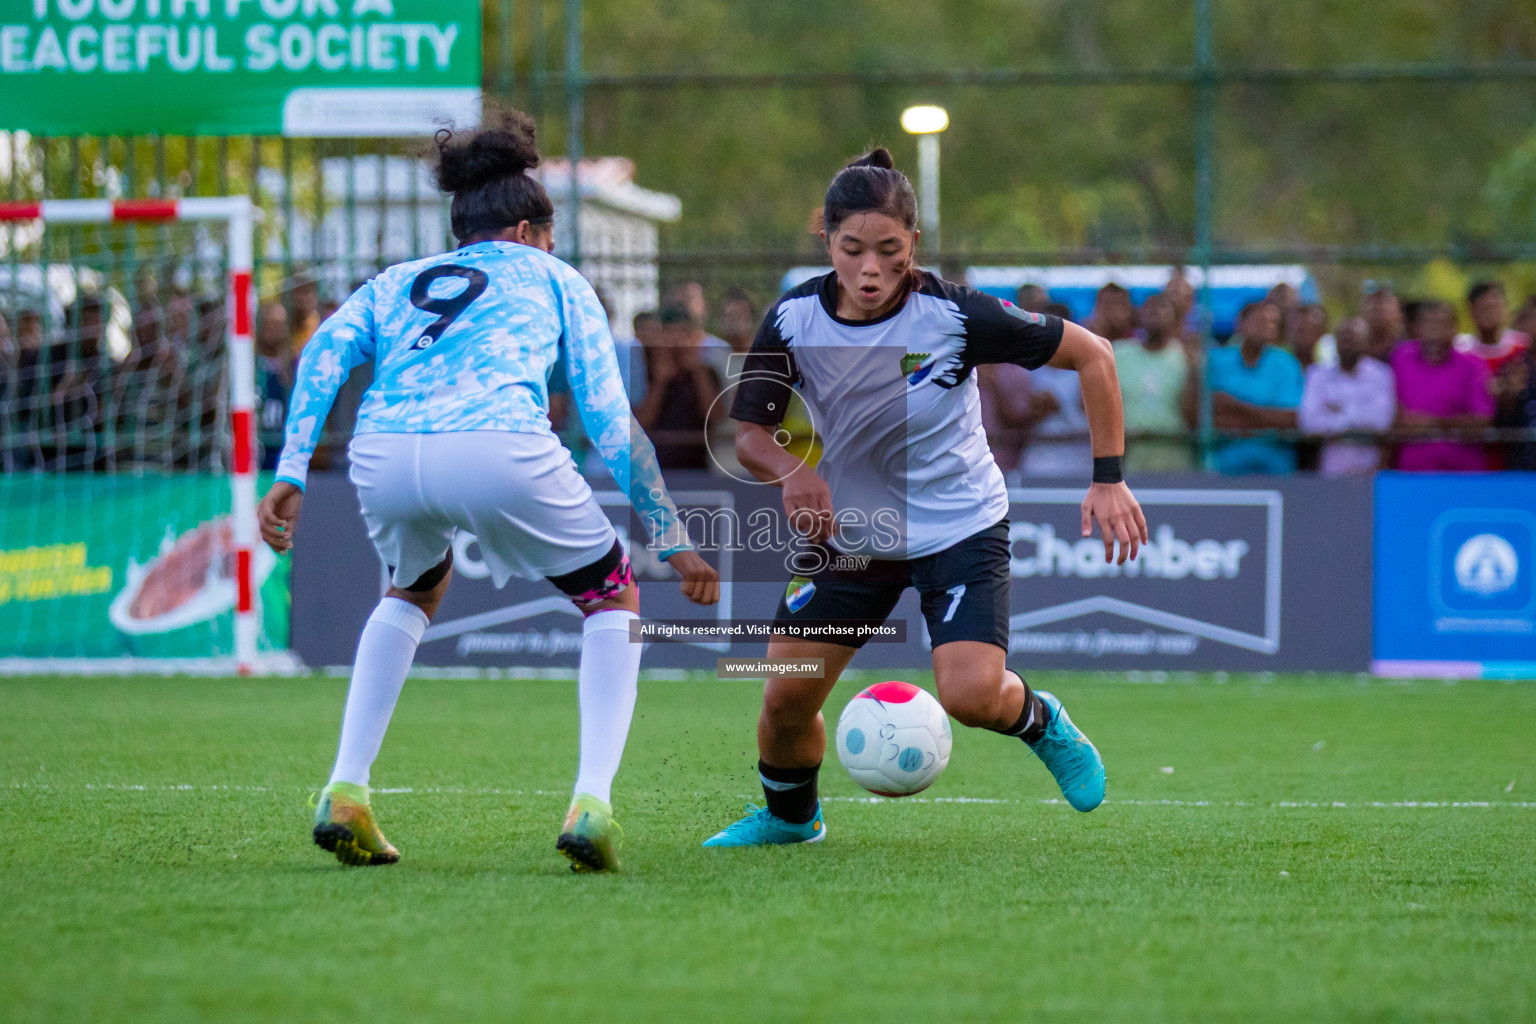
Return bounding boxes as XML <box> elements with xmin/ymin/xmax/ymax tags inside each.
<box><xmin>902</xmin><ymin>352</ymin><xmax>934</xmax><ymax>385</ymax></box>
<box><xmin>905</xmin><ymin>350</ymin><xmax>967</xmax><ymax>389</ymax></box>
<box><xmin>785</xmin><ymin>576</ymin><xmax>816</xmax><ymax>613</ymax></box>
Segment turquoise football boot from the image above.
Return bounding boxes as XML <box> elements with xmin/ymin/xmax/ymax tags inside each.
<box><xmin>702</xmin><ymin>804</ymin><xmax>827</xmax><ymax>847</ymax></box>
<box><xmin>1028</xmin><ymin>691</ymin><xmax>1106</xmax><ymax>811</ymax></box>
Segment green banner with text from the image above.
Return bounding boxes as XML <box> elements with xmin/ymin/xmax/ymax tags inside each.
<box><xmin>0</xmin><ymin>0</ymin><xmax>480</xmax><ymax>136</ymax></box>
<box><xmin>0</xmin><ymin>474</ymin><xmax>290</xmax><ymax>658</ymax></box>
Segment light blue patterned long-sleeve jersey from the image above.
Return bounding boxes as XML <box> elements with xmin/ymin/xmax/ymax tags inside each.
<box><xmin>275</xmin><ymin>240</ymin><xmax>691</xmax><ymax>557</ymax></box>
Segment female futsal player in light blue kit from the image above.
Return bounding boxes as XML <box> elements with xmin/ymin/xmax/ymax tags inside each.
<box><xmin>258</xmin><ymin>110</ymin><xmax>717</xmax><ymax>872</ymax></box>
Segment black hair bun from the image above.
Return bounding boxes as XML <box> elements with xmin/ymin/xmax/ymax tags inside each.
<box><xmin>434</xmin><ymin>110</ymin><xmax>541</xmax><ymax>195</ymax></box>
<box><xmin>846</xmin><ymin>147</ymin><xmax>896</xmax><ymax>171</ymax></box>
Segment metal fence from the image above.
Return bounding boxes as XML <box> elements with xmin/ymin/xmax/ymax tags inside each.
<box><xmin>4</xmin><ymin>0</ymin><xmax>1536</xmax><ymax>464</ymax></box>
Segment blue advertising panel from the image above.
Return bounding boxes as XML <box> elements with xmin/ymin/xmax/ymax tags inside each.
<box><xmin>1374</xmin><ymin>473</ymin><xmax>1536</xmax><ymax>679</ymax></box>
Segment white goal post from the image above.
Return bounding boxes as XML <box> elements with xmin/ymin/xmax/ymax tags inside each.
<box><xmin>0</xmin><ymin>197</ymin><xmax>260</xmax><ymax>673</ymax></box>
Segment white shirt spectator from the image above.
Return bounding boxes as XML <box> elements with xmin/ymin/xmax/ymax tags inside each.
<box><xmin>699</xmin><ymin>332</ymin><xmax>734</xmax><ymax>388</ymax></box>
<box><xmin>1311</xmin><ymin>332</ymin><xmax>1338</xmax><ymax>367</ymax></box>
<box><xmin>1020</xmin><ymin>365</ymin><xmax>1093</xmax><ymax>478</ymax></box>
<box><xmin>1298</xmin><ymin>356</ymin><xmax>1396</xmax><ymax>476</ymax></box>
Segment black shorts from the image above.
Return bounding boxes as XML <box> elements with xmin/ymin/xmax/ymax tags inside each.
<box><xmin>771</xmin><ymin>521</ymin><xmax>1010</xmax><ymax>650</ymax></box>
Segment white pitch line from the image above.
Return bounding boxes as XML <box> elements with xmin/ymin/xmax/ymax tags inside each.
<box><xmin>375</xmin><ymin>786</ymin><xmax>567</xmax><ymax>796</ymax></box>
<box><xmin>5</xmin><ymin>783</ymin><xmax>1535</xmax><ymax>809</ymax></box>
<box><xmin>3</xmin><ymin>783</ymin><xmax>565</xmax><ymax>796</ymax></box>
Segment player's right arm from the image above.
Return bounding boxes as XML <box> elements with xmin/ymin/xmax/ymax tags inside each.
<box><xmin>258</xmin><ymin>283</ymin><xmax>377</xmax><ymax>552</ymax></box>
<box><xmin>730</xmin><ymin>305</ymin><xmax>835</xmax><ymax>544</ymax></box>
<box><xmin>736</xmin><ymin>424</ymin><xmax>834</xmax><ymax>544</ymax></box>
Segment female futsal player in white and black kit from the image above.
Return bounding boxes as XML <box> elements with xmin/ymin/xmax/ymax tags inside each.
<box><xmin>704</xmin><ymin>149</ymin><xmax>1147</xmax><ymax>846</ymax></box>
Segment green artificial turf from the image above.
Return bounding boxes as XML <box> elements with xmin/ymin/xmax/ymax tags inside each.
<box><xmin>2</xmin><ymin>672</ymin><xmax>1533</xmax><ymax>1023</ymax></box>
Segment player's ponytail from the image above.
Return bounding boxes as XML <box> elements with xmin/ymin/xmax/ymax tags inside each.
<box><xmin>433</xmin><ymin>107</ymin><xmax>556</xmax><ymax>244</ymax></box>
<box><xmin>819</xmin><ymin>147</ymin><xmax>919</xmax><ymax>237</ymax></box>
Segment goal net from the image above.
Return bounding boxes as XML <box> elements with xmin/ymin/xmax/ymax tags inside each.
<box><xmin>0</xmin><ymin>199</ymin><xmax>283</xmax><ymax>673</ymax></box>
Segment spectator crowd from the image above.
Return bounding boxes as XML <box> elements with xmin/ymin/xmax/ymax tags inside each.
<box><xmin>586</xmin><ymin>271</ymin><xmax>1536</xmax><ymax>481</ymax></box>
<box><xmin>981</xmin><ymin>274</ymin><xmax>1536</xmax><ymax>478</ymax></box>
<box><xmin>1</xmin><ymin>266</ymin><xmax>228</xmax><ymax>472</ymax></box>
<box><xmin>7</xmin><ymin>265</ymin><xmax>1536</xmax><ymax>480</ymax></box>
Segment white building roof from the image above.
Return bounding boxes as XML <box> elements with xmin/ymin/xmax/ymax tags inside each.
<box><xmin>966</xmin><ymin>265</ymin><xmax>1312</xmax><ymax>291</ymax></box>
<box><xmin>534</xmin><ymin>158</ymin><xmax>681</xmax><ymax>223</ymax></box>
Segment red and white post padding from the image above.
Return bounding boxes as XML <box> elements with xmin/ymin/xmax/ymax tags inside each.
<box><xmin>225</xmin><ymin>198</ymin><xmax>258</xmax><ymax>675</ymax></box>
<box><xmin>0</xmin><ymin>197</ymin><xmax>262</xmax><ymax>673</ymax></box>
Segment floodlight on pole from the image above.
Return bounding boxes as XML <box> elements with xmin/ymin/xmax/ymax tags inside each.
<box><xmin>901</xmin><ymin>105</ymin><xmax>947</xmax><ymax>254</ymax></box>
<box><xmin>900</xmin><ymin>105</ymin><xmax>949</xmax><ymax>135</ymax></box>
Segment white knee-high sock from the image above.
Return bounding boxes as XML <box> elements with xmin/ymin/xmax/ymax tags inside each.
<box><xmin>572</xmin><ymin>609</ymin><xmax>642</xmax><ymax>804</ymax></box>
<box><xmin>328</xmin><ymin>597</ymin><xmax>430</xmax><ymax>788</ymax></box>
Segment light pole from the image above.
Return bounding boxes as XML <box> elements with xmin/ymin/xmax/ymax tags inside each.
<box><xmin>900</xmin><ymin>104</ymin><xmax>948</xmax><ymax>254</ymax></box>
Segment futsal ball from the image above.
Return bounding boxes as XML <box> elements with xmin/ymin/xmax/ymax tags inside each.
<box><xmin>835</xmin><ymin>681</ymin><xmax>952</xmax><ymax>797</ymax></box>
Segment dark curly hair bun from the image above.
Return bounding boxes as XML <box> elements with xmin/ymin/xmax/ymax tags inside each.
<box><xmin>433</xmin><ymin>107</ymin><xmax>555</xmax><ymax>243</ymax></box>
<box><xmin>433</xmin><ymin>109</ymin><xmax>541</xmax><ymax>194</ymax></box>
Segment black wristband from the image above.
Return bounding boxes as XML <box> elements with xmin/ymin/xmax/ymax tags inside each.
<box><xmin>1092</xmin><ymin>456</ymin><xmax>1124</xmax><ymax>484</ymax></box>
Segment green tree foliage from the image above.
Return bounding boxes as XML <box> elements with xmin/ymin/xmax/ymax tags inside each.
<box><xmin>506</xmin><ymin>0</ymin><xmax>1536</xmax><ymax>258</ymax></box>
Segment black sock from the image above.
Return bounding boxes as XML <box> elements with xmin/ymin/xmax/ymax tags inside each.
<box><xmin>759</xmin><ymin>759</ymin><xmax>820</xmax><ymax>824</ymax></box>
<box><xmin>998</xmin><ymin>672</ymin><xmax>1049</xmax><ymax>745</ymax></box>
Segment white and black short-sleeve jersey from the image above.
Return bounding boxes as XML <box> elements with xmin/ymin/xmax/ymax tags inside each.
<box><xmin>731</xmin><ymin>270</ymin><xmax>1064</xmax><ymax>559</ymax></box>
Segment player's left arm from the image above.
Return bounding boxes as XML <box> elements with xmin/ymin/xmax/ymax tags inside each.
<box><xmin>955</xmin><ymin>287</ymin><xmax>1146</xmax><ymax>565</ymax></box>
<box><xmin>260</xmin><ymin>283</ymin><xmax>377</xmax><ymax>553</ymax></box>
<box><xmin>1047</xmin><ymin>321</ymin><xmax>1148</xmax><ymax>565</ymax></box>
<box><xmin>557</xmin><ymin>268</ymin><xmax>718</xmax><ymax>604</ymax></box>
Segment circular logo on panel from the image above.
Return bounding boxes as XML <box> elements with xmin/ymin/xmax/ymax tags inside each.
<box><xmin>1454</xmin><ymin>533</ymin><xmax>1518</xmax><ymax>596</ymax></box>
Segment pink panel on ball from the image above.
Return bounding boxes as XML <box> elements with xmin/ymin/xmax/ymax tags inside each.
<box><xmin>858</xmin><ymin>680</ymin><xmax>922</xmax><ymax>704</ymax></box>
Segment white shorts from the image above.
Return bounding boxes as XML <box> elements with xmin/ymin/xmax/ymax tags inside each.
<box><xmin>348</xmin><ymin>431</ymin><xmax>618</xmax><ymax>589</ymax></box>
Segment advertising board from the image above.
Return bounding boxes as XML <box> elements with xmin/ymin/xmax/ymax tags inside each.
<box><xmin>0</xmin><ymin>473</ymin><xmax>290</xmax><ymax>658</ymax></box>
<box><xmin>292</xmin><ymin>472</ymin><xmax>1372</xmax><ymax>673</ymax></box>
<box><xmin>1374</xmin><ymin>472</ymin><xmax>1536</xmax><ymax>679</ymax></box>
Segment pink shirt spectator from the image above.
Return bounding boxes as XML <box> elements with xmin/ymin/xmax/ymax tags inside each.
<box><xmin>1297</xmin><ymin>356</ymin><xmax>1395</xmax><ymax>476</ymax></box>
<box><xmin>1390</xmin><ymin>341</ymin><xmax>1495</xmax><ymax>471</ymax></box>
